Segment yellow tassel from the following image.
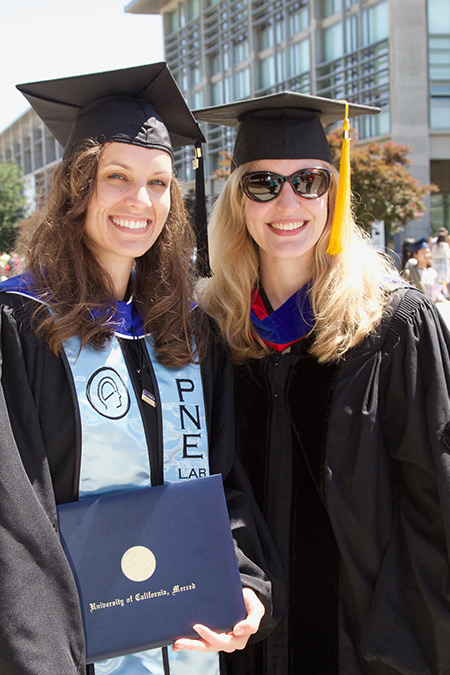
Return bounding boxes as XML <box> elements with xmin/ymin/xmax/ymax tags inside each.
<box><xmin>327</xmin><ymin>101</ymin><xmax>351</xmax><ymax>256</ymax></box>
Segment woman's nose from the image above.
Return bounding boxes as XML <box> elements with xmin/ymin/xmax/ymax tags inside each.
<box><xmin>126</xmin><ymin>184</ymin><xmax>152</xmax><ymax>209</ymax></box>
<box><xmin>275</xmin><ymin>182</ymin><xmax>301</xmax><ymax>209</ymax></box>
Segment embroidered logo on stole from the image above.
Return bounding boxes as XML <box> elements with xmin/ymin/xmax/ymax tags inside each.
<box><xmin>62</xmin><ymin>333</ymin><xmax>210</xmax><ymax>496</ymax></box>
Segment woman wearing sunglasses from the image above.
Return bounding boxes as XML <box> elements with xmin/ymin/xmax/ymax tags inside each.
<box><xmin>193</xmin><ymin>93</ymin><xmax>450</xmax><ymax>675</ymax></box>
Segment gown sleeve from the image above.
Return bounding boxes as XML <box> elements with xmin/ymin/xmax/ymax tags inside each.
<box><xmin>0</xmin><ymin>304</ymin><xmax>86</xmax><ymax>674</ymax></box>
<box><xmin>204</xmin><ymin>335</ymin><xmax>286</xmax><ymax>642</ymax></box>
<box><xmin>362</xmin><ymin>290</ymin><xmax>450</xmax><ymax>673</ymax></box>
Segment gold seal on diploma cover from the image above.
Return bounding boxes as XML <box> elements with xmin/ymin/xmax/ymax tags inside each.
<box><xmin>121</xmin><ymin>546</ymin><xmax>156</xmax><ymax>582</ymax></box>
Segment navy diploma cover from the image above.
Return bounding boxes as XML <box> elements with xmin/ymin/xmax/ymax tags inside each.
<box><xmin>57</xmin><ymin>475</ymin><xmax>247</xmax><ymax>663</ymax></box>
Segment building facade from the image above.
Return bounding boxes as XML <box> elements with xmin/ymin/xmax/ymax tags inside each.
<box><xmin>0</xmin><ymin>108</ymin><xmax>63</xmax><ymax>208</ymax></box>
<box><xmin>0</xmin><ymin>0</ymin><xmax>448</xmax><ymax>241</ymax></box>
<box><xmin>126</xmin><ymin>0</ymin><xmax>450</xmax><ymax>240</ymax></box>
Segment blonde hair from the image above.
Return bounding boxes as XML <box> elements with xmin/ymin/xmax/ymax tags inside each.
<box><xmin>196</xmin><ymin>161</ymin><xmax>399</xmax><ymax>364</ymax></box>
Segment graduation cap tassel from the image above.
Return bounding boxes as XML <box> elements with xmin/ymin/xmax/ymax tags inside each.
<box><xmin>193</xmin><ymin>138</ymin><xmax>211</xmax><ymax>277</ymax></box>
<box><xmin>327</xmin><ymin>101</ymin><xmax>351</xmax><ymax>256</ymax></box>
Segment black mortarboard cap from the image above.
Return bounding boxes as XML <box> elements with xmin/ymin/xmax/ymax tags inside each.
<box><xmin>16</xmin><ymin>62</ymin><xmax>205</xmax><ymax>159</ymax></box>
<box><xmin>410</xmin><ymin>237</ymin><xmax>430</xmax><ymax>253</ymax></box>
<box><xmin>194</xmin><ymin>91</ymin><xmax>379</xmax><ymax>167</ymax></box>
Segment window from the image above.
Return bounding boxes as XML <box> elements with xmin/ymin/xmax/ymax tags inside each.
<box><xmin>224</xmin><ymin>76</ymin><xmax>232</xmax><ymax>103</ymax></box>
<box><xmin>322</xmin><ymin>0</ymin><xmax>342</xmax><ymax>18</ymax></box>
<box><xmin>428</xmin><ymin>0</ymin><xmax>450</xmax><ymax>130</ymax></box>
<box><xmin>431</xmin><ymin>192</ymin><xmax>450</xmax><ymax>231</ymax></box>
<box><xmin>428</xmin><ymin>0</ymin><xmax>450</xmax><ymax>34</ymax></box>
<box><xmin>277</xmin><ymin>49</ymin><xmax>286</xmax><ymax>81</ymax></box>
<box><xmin>345</xmin><ymin>15</ymin><xmax>357</xmax><ymax>53</ymax></box>
<box><xmin>290</xmin><ymin>38</ymin><xmax>310</xmax><ymax>75</ymax></box>
<box><xmin>209</xmin><ymin>52</ymin><xmax>221</xmax><ymax>76</ymax></box>
<box><xmin>235</xmin><ymin>68</ymin><xmax>251</xmax><ymax>99</ymax></box>
<box><xmin>289</xmin><ymin>4</ymin><xmax>309</xmax><ymax>35</ymax></box>
<box><xmin>211</xmin><ymin>81</ymin><xmax>223</xmax><ymax>105</ymax></box>
<box><xmin>362</xmin><ymin>1</ymin><xmax>389</xmax><ymax>45</ymax></box>
<box><xmin>323</xmin><ymin>23</ymin><xmax>344</xmax><ymax>61</ymax></box>
<box><xmin>260</xmin><ymin>55</ymin><xmax>275</xmax><ymax>87</ymax></box>
<box><xmin>186</xmin><ymin>0</ymin><xmax>200</xmax><ymax>21</ymax></box>
<box><xmin>430</xmin><ymin>96</ymin><xmax>450</xmax><ymax>128</ymax></box>
<box><xmin>275</xmin><ymin>14</ymin><xmax>285</xmax><ymax>44</ymax></box>
<box><xmin>191</xmin><ymin>63</ymin><xmax>202</xmax><ymax>87</ymax></box>
<box><xmin>259</xmin><ymin>22</ymin><xmax>274</xmax><ymax>50</ymax></box>
<box><xmin>234</xmin><ymin>38</ymin><xmax>250</xmax><ymax>63</ymax></box>
<box><xmin>164</xmin><ymin>9</ymin><xmax>179</xmax><ymax>34</ymax></box>
<box><xmin>223</xmin><ymin>44</ymin><xmax>231</xmax><ymax>70</ymax></box>
<box><xmin>191</xmin><ymin>90</ymin><xmax>204</xmax><ymax>109</ymax></box>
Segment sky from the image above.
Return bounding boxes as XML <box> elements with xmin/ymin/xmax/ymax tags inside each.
<box><xmin>0</xmin><ymin>0</ymin><xmax>164</xmax><ymax>134</ymax></box>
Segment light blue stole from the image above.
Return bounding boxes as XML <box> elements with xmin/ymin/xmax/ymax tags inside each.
<box><xmin>62</xmin><ymin>331</ymin><xmax>219</xmax><ymax>675</ymax></box>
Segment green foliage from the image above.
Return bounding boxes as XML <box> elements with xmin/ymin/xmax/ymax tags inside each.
<box><xmin>327</xmin><ymin>129</ymin><xmax>438</xmax><ymax>236</ymax></box>
<box><xmin>0</xmin><ymin>162</ymin><xmax>27</xmax><ymax>251</ymax></box>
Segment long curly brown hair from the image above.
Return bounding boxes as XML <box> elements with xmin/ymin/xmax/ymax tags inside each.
<box><xmin>17</xmin><ymin>139</ymin><xmax>206</xmax><ymax>367</ymax></box>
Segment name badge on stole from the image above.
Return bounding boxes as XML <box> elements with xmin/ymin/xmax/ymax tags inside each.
<box><xmin>144</xmin><ymin>337</ymin><xmax>210</xmax><ymax>484</ymax></box>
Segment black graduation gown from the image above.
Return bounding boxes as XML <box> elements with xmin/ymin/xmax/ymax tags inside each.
<box><xmin>0</xmin><ymin>291</ymin><xmax>284</xmax><ymax>675</ymax></box>
<box><xmin>225</xmin><ymin>287</ymin><xmax>450</xmax><ymax>675</ymax></box>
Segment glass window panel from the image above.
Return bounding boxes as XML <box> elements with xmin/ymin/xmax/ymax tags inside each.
<box><xmin>430</xmin><ymin>98</ymin><xmax>450</xmax><ymax>128</ymax></box>
<box><xmin>431</xmin><ymin>193</ymin><xmax>445</xmax><ymax>230</ymax></box>
<box><xmin>45</xmin><ymin>130</ymin><xmax>56</xmax><ymax>164</ymax></box>
<box><xmin>428</xmin><ymin>0</ymin><xmax>450</xmax><ymax>34</ymax></box>
<box><xmin>345</xmin><ymin>15</ymin><xmax>357</xmax><ymax>53</ymax></box>
<box><xmin>429</xmin><ymin>37</ymin><xmax>450</xmax><ymax>79</ymax></box>
<box><xmin>33</xmin><ymin>140</ymin><xmax>43</xmax><ymax>169</ymax></box>
<box><xmin>210</xmin><ymin>52</ymin><xmax>221</xmax><ymax>75</ymax></box>
<box><xmin>186</xmin><ymin>0</ymin><xmax>200</xmax><ymax>21</ymax></box>
<box><xmin>290</xmin><ymin>38</ymin><xmax>310</xmax><ymax>75</ymax></box>
<box><xmin>259</xmin><ymin>23</ymin><xmax>274</xmax><ymax>49</ymax></box>
<box><xmin>211</xmin><ymin>81</ymin><xmax>223</xmax><ymax>105</ymax></box>
<box><xmin>289</xmin><ymin>6</ymin><xmax>309</xmax><ymax>35</ymax></box>
<box><xmin>277</xmin><ymin>49</ymin><xmax>286</xmax><ymax>81</ymax></box>
<box><xmin>275</xmin><ymin>17</ymin><xmax>285</xmax><ymax>44</ymax></box>
<box><xmin>224</xmin><ymin>76</ymin><xmax>232</xmax><ymax>102</ymax></box>
<box><xmin>362</xmin><ymin>1</ymin><xmax>389</xmax><ymax>45</ymax></box>
<box><xmin>223</xmin><ymin>45</ymin><xmax>231</xmax><ymax>70</ymax></box>
<box><xmin>234</xmin><ymin>39</ymin><xmax>250</xmax><ymax>63</ymax></box>
<box><xmin>235</xmin><ymin>68</ymin><xmax>251</xmax><ymax>99</ymax></box>
<box><xmin>323</xmin><ymin>23</ymin><xmax>344</xmax><ymax>61</ymax></box>
<box><xmin>191</xmin><ymin>64</ymin><xmax>202</xmax><ymax>86</ymax></box>
<box><xmin>191</xmin><ymin>90</ymin><xmax>204</xmax><ymax>108</ymax></box>
<box><xmin>260</xmin><ymin>56</ymin><xmax>275</xmax><ymax>87</ymax></box>
<box><xmin>322</xmin><ymin>0</ymin><xmax>342</xmax><ymax>18</ymax></box>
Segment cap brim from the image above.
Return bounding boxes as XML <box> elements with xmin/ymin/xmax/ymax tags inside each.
<box><xmin>194</xmin><ymin>91</ymin><xmax>380</xmax><ymax>127</ymax></box>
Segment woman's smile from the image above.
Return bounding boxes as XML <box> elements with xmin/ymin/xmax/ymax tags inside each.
<box><xmin>267</xmin><ymin>219</ymin><xmax>309</xmax><ymax>233</ymax></box>
<box><xmin>110</xmin><ymin>216</ymin><xmax>151</xmax><ymax>231</ymax></box>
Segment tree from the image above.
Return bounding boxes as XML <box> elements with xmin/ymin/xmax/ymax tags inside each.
<box><xmin>327</xmin><ymin>129</ymin><xmax>438</xmax><ymax>241</ymax></box>
<box><xmin>0</xmin><ymin>162</ymin><xmax>27</xmax><ymax>251</ymax></box>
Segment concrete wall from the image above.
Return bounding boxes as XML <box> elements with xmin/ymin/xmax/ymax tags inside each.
<box><xmin>389</xmin><ymin>0</ymin><xmax>431</xmax><ymax>239</ymax></box>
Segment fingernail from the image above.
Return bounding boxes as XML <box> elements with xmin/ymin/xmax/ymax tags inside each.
<box><xmin>193</xmin><ymin>624</ymin><xmax>204</xmax><ymax>635</ymax></box>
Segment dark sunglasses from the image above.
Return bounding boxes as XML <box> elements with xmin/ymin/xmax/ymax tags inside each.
<box><xmin>241</xmin><ymin>167</ymin><xmax>331</xmax><ymax>202</ymax></box>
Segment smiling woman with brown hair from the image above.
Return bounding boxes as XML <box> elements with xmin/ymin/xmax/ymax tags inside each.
<box><xmin>0</xmin><ymin>64</ymin><xmax>282</xmax><ymax>675</ymax></box>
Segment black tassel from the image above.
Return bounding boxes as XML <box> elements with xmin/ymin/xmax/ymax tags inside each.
<box><xmin>193</xmin><ymin>137</ymin><xmax>211</xmax><ymax>277</ymax></box>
